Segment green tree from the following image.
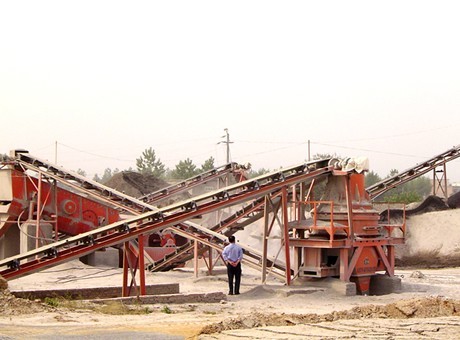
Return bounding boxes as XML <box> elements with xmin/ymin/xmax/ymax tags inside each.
<box><xmin>200</xmin><ymin>156</ymin><xmax>215</xmax><ymax>172</ymax></box>
<box><xmin>405</xmin><ymin>176</ymin><xmax>431</xmax><ymax>198</ymax></box>
<box><xmin>380</xmin><ymin>170</ymin><xmax>432</xmax><ymax>204</ymax></box>
<box><xmin>365</xmin><ymin>170</ymin><xmax>382</xmax><ymax>187</ymax></box>
<box><xmin>76</xmin><ymin>168</ymin><xmax>87</xmax><ymax>177</ymax></box>
<box><xmin>388</xmin><ymin>169</ymin><xmax>399</xmax><ymax>177</ymax></box>
<box><xmin>170</xmin><ymin>158</ymin><xmax>198</xmax><ymax>179</ymax></box>
<box><xmin>384</xmin><ymin>191</ymin><xmax>422</xmax><ymax>204</ymax></box>
<box><xmin>248</xmin><ymin>168</ymin><xmax>270</xmax><ymax>178</ymax></box>
<box><xmin>136</xmin><ymin>147</ymin><xmax>166</xmax><ymax>178</ymax></box>
<box><xmin>100</xmin><ymin>168</ymin><xmax>114</xmax><ymax>183</ymax></box>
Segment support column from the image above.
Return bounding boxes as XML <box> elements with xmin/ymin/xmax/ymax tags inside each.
<box><xmin>261</xmin><ymin>196</ymin><xmax>269</xmax><ymax>283</ymax></box>
<box><xmin>387</xmin><ymin>245</ymin><xmax>395</xmax><ymax>277</ymax></box>
<box><xmin>53</xmin><ymin>179</ymin><xmax>59</xmax><ymax>240</ymax></box>
<box><xmin>194</xmin><ymin>240</ymin><xmax>199</xmax><ymax>278</ymax></box>
<box><xmin>208</xmin><ymin>246</ymin><xmax>213</xmax><ymax>275</ymax></box>
<box><xmin>432</xmin><ymin>163</ymin><xmax>449</xmax><ymax>199</ymax></box>
<box><xmin>339</xmin><ymin>248</ymin><xmax>349</xmax><ymax>281</ymax></box>
<box><xmin>36</xmin><ymin>173</ymin><xmax>42</xmax><ymax>250</ymax></box>
<box><xmin>138</xmin><ymin>235</ymin><xmax>146</xmax><ymax>296</ymax></box>
<box><xmin>122</xmin><ymin>241</ymin><xmax>129</xmax><ymax>297</ymax></box>
<box><xmin>282</xmin><ymin>187</ymin><xmax>291</xmax><ymax>285</ymax></box>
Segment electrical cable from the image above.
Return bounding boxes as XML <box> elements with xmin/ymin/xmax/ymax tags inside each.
<box><xmin>16</xmin><ymin>210</ymin><xmax>56</xmax><ymax>243</ymax></box>
<box><xmin>58</xmin><ymin>143</ymin><xmax>133</xmax><ymax>162</ymax></box>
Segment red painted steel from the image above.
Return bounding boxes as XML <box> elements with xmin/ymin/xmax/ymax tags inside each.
<box><xmin>366</xmin><ymin>144</ymin><xmax>460</xmax><ymax>200</ymax></box>
<box><xmin>0</xmin><ymin>169</ymin><xmax>120</xmax><ymax>239</ymax></box>
<box><xmin>293</xmin><ymin>171</ymin><xmax>405</xmax><ymax>294</ymax></box>
<box><xmin>0</xmin><ymin>161</ymin><xmax>334</xmax><ymax>282</ymax></box>
<box><xmin>1</xmin><ymin>149</ymin><xmax>414</xmax><ymax>295</ymax></box>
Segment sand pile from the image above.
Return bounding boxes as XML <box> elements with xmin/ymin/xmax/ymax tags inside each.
<box><xmin>200</xmin><ymin>296</ymin><xmax>460</xmax><ymax>335</ymax></box>
<box><xmin>104</xmin><ymin>171</ymin><xmax>169</xmax><ymax>198</ymax></box>
<box><xmin>380</xmin><ymin>195</ymin><xmax>450</xmax><ymax>221</ymax></box>
<box><xmin>397</xmin><ymin>209</ymin><xmax>460</xmax><ymax>267</ymax></box>
<box><xmin>407</xmin><ymin>195</ymin><xmax>450</xmax><ymax>214</ymax></box>
<box><xmin>448</xmin><ymin>191</ymin><xmax>460</xmax><ymax>209</ymax></box>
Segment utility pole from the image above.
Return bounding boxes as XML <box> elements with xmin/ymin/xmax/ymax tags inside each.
<box><xmin>55</xmin><ymin>141</ymin><xmax>58</xmax><ymax>164</ymax></box>
<box><xmin>219</xmin><ymin>128</ymin><xmax>233</xmax><ymax>163</ymax></box>
<box><xmin>307</xmin><ymin>140</ymin><xmax>311</xmax><ymax>161</ymax></box>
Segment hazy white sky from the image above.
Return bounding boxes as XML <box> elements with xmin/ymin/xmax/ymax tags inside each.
<box><xmin>1</xmin><ymin>1</ymin><xmax>460</xmax><ymax>181</ymax></box>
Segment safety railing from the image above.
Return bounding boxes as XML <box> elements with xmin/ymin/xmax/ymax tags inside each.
<box><xmin>304</xmin><ymin>200</ymin><xmax>350</xmax><ymax>244</ymax></box>
<box><xmin>374</xmin><ymin>202</ymin><xmax>406</xmax><ymax>239</ymax></box>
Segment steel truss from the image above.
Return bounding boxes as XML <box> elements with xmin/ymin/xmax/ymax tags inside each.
<box><xmin>138</xmin><ymin>162</ymin><xmax>245</xmax><ymax>205</ymax></box>
<box><xmin>0</xmin><ymin>155</ymin><xmax>334</xmax><ymax>295</ymax></box>
<box><xmin>0</xmin><ymin>151</ymin><xmax>247</xmax><ymax>295</ymax></box>
<box><xmin>366</xmin><ymin>144</ymin><xmax>460</xmax><ymax>200</ymax></box>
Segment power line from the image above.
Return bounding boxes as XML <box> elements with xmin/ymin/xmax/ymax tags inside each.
<box><xmin>235</xmin><ymin>140</ymin><xmax>425</xmax><ymax>162</ymax></box>
<box><xmin>309</xmin><ymin>141</ymin><xmax>424</xmax><ymax>158</ymax></box>
<box><xmin>322</xmin><ymin>123</ymin><xmax>460</xmax><ymax>144</ymax></box>
<box><xmin>58</xmin><ymin>143</ymin><xmax>134</xmax><ymax>162</ymax></box>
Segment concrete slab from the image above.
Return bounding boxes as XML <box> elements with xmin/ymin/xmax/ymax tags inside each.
<box><xmin>11</xmin><ymin>283</ymin><xmax>179</xmax><ymax>300</ymax></box>
<box><xmin>87</xmin><ymin>291</ymin><xmax>226</xmax><ymax>305</ymax></box>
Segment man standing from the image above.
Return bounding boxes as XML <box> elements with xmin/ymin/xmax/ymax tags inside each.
<box><xmin>222</xmin><ymin>235</ymin><xmax>243</xmax><ymax>295</ymax></box>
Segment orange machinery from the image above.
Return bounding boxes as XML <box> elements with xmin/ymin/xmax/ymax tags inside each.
<box><xmin>290</xmin><ymin>167</ymin><xmax>405</xmax><ymax>294</ymax></box>
<box><xmin>0</xmin><ymin>166</ymin><xmax>120</xmax><ymax>257</ymax></box>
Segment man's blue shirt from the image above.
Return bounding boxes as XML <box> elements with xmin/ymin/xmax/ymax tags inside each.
<box><xmin>222</xmin><ymin>243</ymin><xmax>243</xmax><ymax>262</ymax></box>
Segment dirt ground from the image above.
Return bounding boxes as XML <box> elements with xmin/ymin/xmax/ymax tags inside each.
<box><xmin>2</xmin><ymin>208</ymin><xmax>460</xmax><ymax>339</ymax></box>
<box><xmin>2</xmin><ymin>262</ymin><xmax>460</xmax><ymax>339</ymax></box>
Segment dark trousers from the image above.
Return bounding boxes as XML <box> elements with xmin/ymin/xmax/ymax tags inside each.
<box><xmin>227</xmin><ymin>263</ymin><xmax>241</xmax><ymax>294</ymax></box>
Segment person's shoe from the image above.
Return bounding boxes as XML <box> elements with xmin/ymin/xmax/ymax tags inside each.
<box><xmin>228</xmin><ymin>292</ymin><xmax>234</xmax><ymax>295</ymax></box>
<box><xmin>235</xmin><ymin>292</ymin><xmax>240</xmax><ymax>295</ymax></box>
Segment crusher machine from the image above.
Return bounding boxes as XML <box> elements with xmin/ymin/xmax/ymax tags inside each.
<box><xmin>289</xmin><ymin>159</ymin><xmax>405</xmax><ymax>294</ymax></box>
<box><xmin>0</xmin><ymin>153</ymin><xmax>121</xmax><ymax>259</ymax></box>
<box><xmin>0</xmin><ymin>150</ymin><xmax>244</xmax><ymax>264</ymax></box>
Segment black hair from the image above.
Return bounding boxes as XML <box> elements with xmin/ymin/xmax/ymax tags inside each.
<box><xmin>228</xmin><ymin>235</ymin><xmax>235</xmax><ymax>243</ymax></box>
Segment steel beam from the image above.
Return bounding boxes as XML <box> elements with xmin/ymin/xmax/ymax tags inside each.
<box><xmin>366</xmin><ymin>144</ymin><xmax>460</xmax><ymax>200</ymax></box>
<box><xmin>1</xmin><ymin>160</ymin><xmax>334</xmax><ymax>280</ymax></box>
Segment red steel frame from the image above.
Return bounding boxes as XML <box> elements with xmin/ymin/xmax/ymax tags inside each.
<box><xmin>290</xmin><ymin>171</ymin><xmax>405</xmax><ymax>294</ymax></box>
<box><xmin>0</xmin><ymin>159</ymin><xmax>334</xmax><ymax>295</ymax></box>
<box><xmin>0</xmin><ymin>152</ymin><xmax>251</xmax><ymax>296</ymax></box>
<box><xmin>2</xmin><ymin>146</ymin><xmax>424</xmax><ymax>296</ymax></box>
<box><xmin>367</xmin><ymin>144</ymin><xmax>460</xmax><ymax>200</ymax></box>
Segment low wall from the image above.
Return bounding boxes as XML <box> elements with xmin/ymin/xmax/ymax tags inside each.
<box><xmin>89</xmin><ymin>292</ymin><xmax>226</xmax><ymax>304</ymax></box>
<box><xmin>11</xmin><ymin>283</ymin><xmax>179</xmax><ymax>300</ymax></box>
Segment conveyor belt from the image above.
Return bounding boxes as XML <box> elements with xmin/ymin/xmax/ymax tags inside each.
<box><xmin>168</xmin><ymin>224</ymin><xmax>286</xmax><ymax>280</ymax></box>
<box><xmin>0</xmin><ymin>158</ymin><xmax>333</xmax><ymax>279</ymax></box>
<box><xmin>9</xmin><ymin>152</ymin><xmax>241</xmax><ymax>268</ymax></box>
<box><xmin>138</xmin><ymin>162</ymin><xmax>243</xmax><ymax>204</ymax></box>
<box><xmin>149</xmin><ymin>196</ymin><xmax>267</xmax><ymax>271</ymax></box>
<box><xmin>366</xmin><ymin>145</ymin><xmax>460</xmax><ymax>200</ymax></box>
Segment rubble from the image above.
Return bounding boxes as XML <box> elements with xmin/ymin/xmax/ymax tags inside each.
<box><xmin>199</xmin><ymin>296</ymin><xmax>460</xmax><ymax>335</ymax></box>
<box><xmin>0</xmin><ymin>290</ymin><xmax>52</xmax><ymax>315</ymax></box>
<box><xmin>104</xmin><ymin>171</ymin><xmax>169</xmax><ymax>198</ymax></box>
